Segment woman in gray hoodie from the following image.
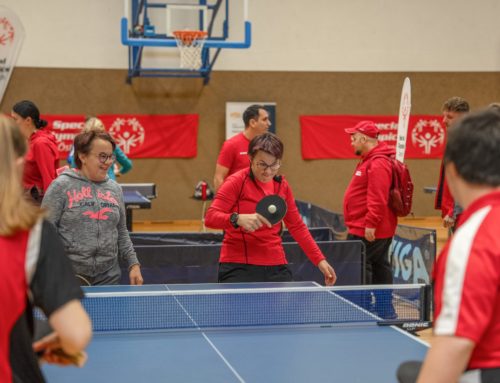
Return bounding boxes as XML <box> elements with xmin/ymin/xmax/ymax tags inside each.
<box><xmin>42</xmin><ymin>131</ymin><xmax>143</xmax><ymax>286</ymax></box>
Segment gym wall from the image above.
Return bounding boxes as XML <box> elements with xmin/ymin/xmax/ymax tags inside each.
<box><xmin>3</xmin><ymin>69</ymin><xmax>499</xmax><ymax>220</ymax></box>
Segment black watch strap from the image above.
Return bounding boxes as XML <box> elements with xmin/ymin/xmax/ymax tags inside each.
<box><xmin>230</xmin><ymin>212</ymin><xmax>239</xmax><ymax>228</ymax></box>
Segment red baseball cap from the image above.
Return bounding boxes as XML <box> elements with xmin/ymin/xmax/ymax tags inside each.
<box><xmin>344</xmin><ymin>120</ymin><xmax>380</xmax><ymax>139</ymax></box>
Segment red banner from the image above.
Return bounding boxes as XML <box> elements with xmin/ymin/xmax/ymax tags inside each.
<box><xmin>45</xmin><ymin>114</ymin><xmax>198</xmax><ymax>159</ymax></box>
<box><xmin>300</xmin><ymin>115</ymin><xmax>445</xmax><ymax>159</ymax></box>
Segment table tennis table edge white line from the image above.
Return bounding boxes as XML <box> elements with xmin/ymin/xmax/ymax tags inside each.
<box><xmin>312</xmin><ymin>282</ymin><xmax>430</xmax><ymax>347</ymax></box>
<box><xmin>164</xmin><ymin>285</ymin><xmax>246</xmax><ymax>383</ymax></box>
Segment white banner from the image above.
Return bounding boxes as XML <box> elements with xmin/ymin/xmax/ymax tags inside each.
<box><xmin>0</xmin><ymin>6</ymin><xmax>25</xmax><ymax>103</ymax></box>
<box><xmin>396</xmin><ymin>77</ymin><xmax>412</xmax><ymax>163</ymax></box>
<box><xmin>225</xmin><ymin>102</ymin><xmax>276</xmax><ymax>140</ymax></box>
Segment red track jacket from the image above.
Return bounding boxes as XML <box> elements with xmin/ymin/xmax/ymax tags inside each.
<box><xmin>23</xmin><ymin>129</ymin><xmax>59</xmax><ymax>194</ymax></box>
<box><xmin>435</xmin><ymin>160</ymin><xmax>455</xmax><ymax>218</ymax></box>
<box><xmin>343</xmin><ymin>142</ymin><xmax>397</xmax><ymax>239</ymax></box>
<box><xmin>205</xmin><ymin>168</ymin><xmax>325</xmax><ymax>266</ymax></box>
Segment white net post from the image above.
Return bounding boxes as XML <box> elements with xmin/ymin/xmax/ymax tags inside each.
<box><xmin>173</xmin><ymin>31</ymin><xmax>208</xmax><ymax>70</ymax></box>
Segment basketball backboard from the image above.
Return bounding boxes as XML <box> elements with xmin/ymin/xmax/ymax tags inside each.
<box><xmin>121</xmin><ymin>0</ymin><xmax>251</xmax><ymax>84</ymax></box>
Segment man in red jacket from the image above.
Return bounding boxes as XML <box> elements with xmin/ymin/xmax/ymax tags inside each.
<box><xmin>435</xmin><ymin>97</ymin><xmax>469</xmax><ymax>231</ymax></box>
<box><xmin>343</xmin><ymin>120</ymin><xmax>397</xmax><ymax>317</ymax></box>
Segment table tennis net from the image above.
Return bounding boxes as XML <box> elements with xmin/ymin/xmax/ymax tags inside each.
<box><xmin>59</xmin><ymin>284</ymin><xmax>428</xmax><ymax>332</ymax></box>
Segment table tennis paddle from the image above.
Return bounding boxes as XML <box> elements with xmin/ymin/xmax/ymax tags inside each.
<box><xmin>255</xmin><ymin>194</ymin><xmax>287</xmax><ymax>225</ymax></box>
<box><xmin>34</xmin><ymin>319</ymin><xmax>87</xmax><ymax>367</ymax></box>
<box><xmin>75</xmin><ymin>274</ymin><xmax>92</xmax><ymax>286</ymax></box>
<box><xmin>49</xmin><ymin>348</ymin><xmax>87</xmax><ymax>367</ymax></box>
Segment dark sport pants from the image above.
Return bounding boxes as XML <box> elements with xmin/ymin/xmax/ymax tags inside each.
<box><xmin>347</xmin><ymin>234</ymin><xmax>393</xmax><ymax>285</ymax></box>
<box><xmin>347</xmin><ymin>234</ymin><xmax>394</xmax><ymax>315</ymax></box>
<box><xmin>218</xmin><ymin>263</ymin><xmax>293</xmax><ymax>283</ymax></box>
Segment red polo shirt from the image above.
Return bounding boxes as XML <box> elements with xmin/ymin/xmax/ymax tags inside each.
<box><xmin>433</xmin><ymin>191</ymin><xmax>500</xmax><ymax>369</ymax></box>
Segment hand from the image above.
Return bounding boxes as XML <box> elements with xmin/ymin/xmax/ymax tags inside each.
<box><xmin>443</xmin><ymin>215</ymin><xmax>455</xmax><ymax>228</ymax></box>
<box><xmin>33</xmin><ymin>332</ymin><xmax>88</xmax><ymax>367</ymax></box>
<box><xmin>129</xmin><ymin>264</ymin><xmax>143</xmax><ymax>285</ymax></box>
<box><xmin>364</xmin><ymin>227</ymin><xmax>376</xmax><ymax>242</ymax></box>
<box><xmin>237</xmin><ymin>213</ymin><xmax>272</xmax><ymax>232</ymax></box>
<box><xmin>317</xmin><ymin>260</ymin><xmax>337</xmax><ymax>286</ymax></box>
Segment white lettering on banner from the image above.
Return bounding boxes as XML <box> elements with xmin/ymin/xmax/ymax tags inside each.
<box><xmin>391</xmin><ymin>239</ymin><xmax>430</xmax><ymax>284</ymax></box>
<box><xmin>375</xmin><ymin>122</ymin><xmax>398</xmax><ymax>131</ymax></box>
<box><xmin>0</xmin><ymin>7</ymin><xmax>25</xmax><ymax>103</ymax></box>
<box><xmin>53</xmin><ymin>132</ymin><xmax>79</xmax><ymax>141</ymax></box>
<box><xmin>378</xmin><ymin>133</ymin><xmax>397</xmax><ymax>141</ymax></box>
<box><xmin>373</xmin><ymin>122</ymin><xmax>398</xmax><ymax>142</ymax></box>
<box><xmin>58</xmin><ymin>141</ymin><xmax>74</xmax><ymax>153</ymax></box>
<box><xmin>52</xmin><ymin>120</ymin><xmax>85</xmax><ymax>130</ymax></box>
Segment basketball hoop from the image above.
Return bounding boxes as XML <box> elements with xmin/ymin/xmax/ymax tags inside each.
<box><xmin>172</xmin><ymin>30</ymin><xmax>208</xmax><ymax>70</ymax></box>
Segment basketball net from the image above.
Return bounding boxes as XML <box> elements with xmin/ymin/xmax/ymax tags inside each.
<box><xmin>173</xmin><ymin>30</ymin><xmax>208</xmax><ymax>70</ymax></box>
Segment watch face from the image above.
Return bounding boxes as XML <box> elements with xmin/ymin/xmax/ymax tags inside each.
<box><xmin>230</xmin><ymin>213</ymin><xmax>239</xmax><ymax>227</ymax></box>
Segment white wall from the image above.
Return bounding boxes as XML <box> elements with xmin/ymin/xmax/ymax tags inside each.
<box><xmin>4</xmin><ymin>0</ymin><xmax>500</xmax><ymax>71</ymax></box>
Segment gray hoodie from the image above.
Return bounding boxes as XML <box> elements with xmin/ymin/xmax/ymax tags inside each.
<box><xmin>42</xmin><ymin>169</ymin><xmax>139</xmax><ymax>277</ymax></box>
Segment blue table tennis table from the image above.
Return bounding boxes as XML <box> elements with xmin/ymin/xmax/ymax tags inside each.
<box><xmin>43</xmin><ymin>282</ymin><xmax>429</xmax><ymax>383</ymax></box>
<box><xmin>121</xmin><ymin>183</ymin><xmax>156</xmax><ymax>231</ymax></box>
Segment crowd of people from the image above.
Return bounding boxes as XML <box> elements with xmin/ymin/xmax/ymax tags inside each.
<box><xmin>1</xmin><ymin>97</ymin><xmax>499</xmax><ymax>382</ymax></box>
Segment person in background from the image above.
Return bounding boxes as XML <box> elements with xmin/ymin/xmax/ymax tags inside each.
<box><xmin>42</xmin><ymin>131</ymin><xmax>143</xmax><ymax>286</ymax></box>
<box><xmin>67</xmin><ymin>117</ymin><xmax>132</xmax><ymax>180</ymax></box>
<box><xmin>0</xmin><ymin>115</ymin><xmax>91</xmax><ymax>383</ymax></box>
<box><xmin>435</xmin><ymin>97</ymin><xmax>469</xmax><ymax>232</ymax></box>
<box><xmin>11</xmin><ymin>100</ymin><xmax>59</xmax><ymax>203</ymax></box>
<box><xmin>343</xmin><ymin>121</ymin><xmax>397</xmax><ymax>318</ymax></box>
<box><xmin>213</xmin><ymin>104</ymin><xmax>271</xmax><ymax>192</ymax></box>
<box><xmin>205</xmin><ymin>132</ymin><xmax>336</xmax><ymax>285</ymax></box>
<box><xmin>397</xmin><ymin>110</ymin><xmax>500</xmax><ymax>383</ymax></box>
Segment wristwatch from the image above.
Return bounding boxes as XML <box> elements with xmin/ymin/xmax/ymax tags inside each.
<box><xmin>230</xmin><ymin>212</ymin><xmax>239</xmax><ymax>228</ymax></box>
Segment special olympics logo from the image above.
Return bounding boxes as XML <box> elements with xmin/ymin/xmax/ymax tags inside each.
<box><xmin>411</xmin><ymin>119</ymin><xmax>445</xmax><ymax>155</ymax></box>
<box><xmin>0</xmin><ymin>17</ymin><xmax>15</xmax><ymax>45</ymax></box>
<box><xmin>109</xmin><ymin>118</ymin><xmax>145</xmax><ymax>154</ymax></box>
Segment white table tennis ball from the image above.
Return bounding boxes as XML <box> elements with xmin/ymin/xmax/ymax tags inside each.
<box><xmin>268</xmin><ymin>204</ymin><xmax>277</xmax><ymax>214</ymax></box>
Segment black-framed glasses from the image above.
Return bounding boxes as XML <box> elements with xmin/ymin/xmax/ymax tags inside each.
<box><xmin>254</xmin><ymin>160</ymin><xmax>281</xmax><ymax>171</ymax></box>
<box><xmin>94</xmin><ymin>152</ymin><xmax>116</xmax><ymax>164</ymax></box>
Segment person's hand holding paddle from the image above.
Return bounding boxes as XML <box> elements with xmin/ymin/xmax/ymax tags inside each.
<box><xmin>33</xmin><ymin>332</ymin><xmax>88</xmax><ymax>367</ymax></box>
<box><xmin>237</xmin><ymin>213</ymin><xmax>272</xmax><ymax>232</ymax></box>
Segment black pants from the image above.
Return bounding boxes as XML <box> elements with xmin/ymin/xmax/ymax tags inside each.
<box><xmin>347</xmin><ymin>234</ymin><xmax>393</xmax><ymax>285</ymax></box>
<box><xmin>347</xmin><ymin>234</ymin><xmax>395</xmax><ymax>316</ymax></box>
<box><xmin>218</xmin><ymin>263</ymin><xmax>293</xmax><ymax>283</ymax></box>
<box><xmin>397</xmin><ymin>361</ymin><xmax>500</xmax><ymax>383</ymax></box>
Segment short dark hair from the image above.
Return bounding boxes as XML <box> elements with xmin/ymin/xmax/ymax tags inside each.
<box><xmin>442</xmin><ymin>97</ymin><xmax>470</xmax><ymax>113</ymax></box>
<box><xmin>74</xmin><ymin>131</ymin><xmax>116</xmax><ymax>169</ymax></box>
<box><xmin>248</xmin><ymin>132</ymin><xmax>283</xmax><ymax>159</ymax></box>
<box><xmin>444</xmin><ymin>109</ymin><xmax>500</xmax><ymax>186</ymax></box>
<box><xmin>243</xmin><ymin>104</ymin><xmax>266</xmax><ymax>127</ymax></box>
<box><xmin>12</xmin><ymin>100</ymin><xmax>48</xmax><ymax>129</ymax></box>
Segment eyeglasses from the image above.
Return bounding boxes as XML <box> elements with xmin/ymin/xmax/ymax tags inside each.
<box><xmin>94</xmin><ymin>152</ymin><xmax>116</xmax><ymax>164</ymax></box>
<box><xmin>254</xmin><ymin>160</ymin><xmax>281</xmax><ymax>171</ymax></box>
